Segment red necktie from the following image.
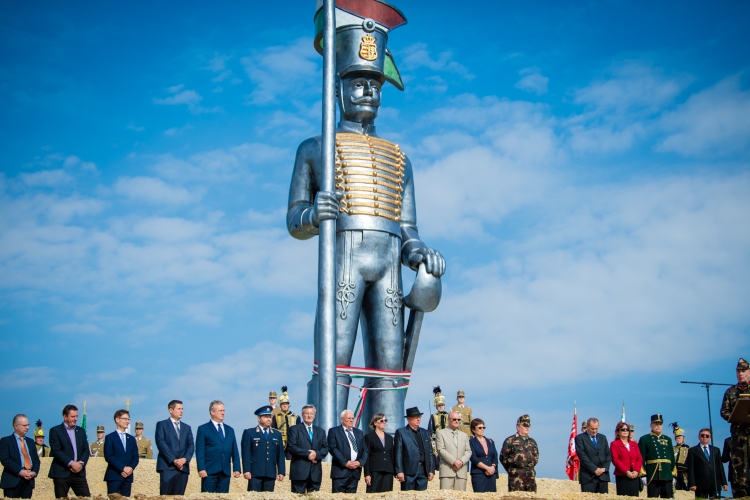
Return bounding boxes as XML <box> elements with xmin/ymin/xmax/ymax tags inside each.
<box><xmin>20</xmin><ymin>437</ymin><xmax>31</xmax><ymax>469</ymax></box>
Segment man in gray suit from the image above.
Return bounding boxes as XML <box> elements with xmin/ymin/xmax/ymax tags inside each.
<box><xmin>574</xmin><ymin>417</ymin><xmax>611</xmax><ymax>493</ymax></box>
<box><xmin>435</xmin><ymin>411</ymin><xmax>471</xmax><ymax>490</ymax></box>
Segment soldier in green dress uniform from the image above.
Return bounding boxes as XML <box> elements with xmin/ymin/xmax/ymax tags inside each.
<box><xmin>451</xmin><ymin>391</ymin><xmax>472</xmax><ymax>437</ymax></box>
<box><xmin>89</xmin><ymin>425</ymin><xmax>105</xmax><ymax>457</ymax></box>
<box><xmin>134</xmin><ymin>421</ymin><xmax>153</xmax><ymax>459</ymax></box>
<box><xmin>271</xmin><ymin>386</ymin><xmax>297</xmax><ymax>453</ymax></box>
<box><xmin>427</xmin><ymin>386</ymin><xmax>449</xmax><ymax>459</ymax></box>
<box><xmin>670</xmin><ymin>422</ymin><xmax>689</xmax><ymax>490</ymax></box>
<box><xmin>638</xmin><ymin>414</ymin><xmax>676</xmax><ymax>498</ymax></box>
<box><xmin>720</xmin><ymin>357</ymin><xmax>750</xmax><ymax>498</ymax></box>
<box><xmin>33</xmin><ymin>420</ymin><xmax>51</xmax><ymax>457</ymax></box>
<box><xmin>500</xmin><ymin>414</ymin><xmax>539</xmax><ymax>492</ymax></box>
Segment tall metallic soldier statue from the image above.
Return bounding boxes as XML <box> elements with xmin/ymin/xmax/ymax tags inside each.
<box><xmin>287</xmin><ymin>1</ymin><xmax>445</xmax><ymax>434</ymax></box>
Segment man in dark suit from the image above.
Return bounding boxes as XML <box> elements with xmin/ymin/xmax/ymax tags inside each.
<box><xmin>287</xmin><ymin>404</ymin><xmax>328</xmax><ymax>493</ymax></box>
<box><xmin>155</xmin><ymin>399</ymin><xmax>194</xmax><ymax>495</ymax></box>
<box><xmin>103</xmin><ymin>409</ymin><xmax>139</xmax><ymax>496</ymax></box>
<box><xmin>47</xmin><ymin>404</ymin><xmax>91</xmax><ymax>498</ymax></box>
<box><xmin>574</xmin><ymin>417</ymin><xmax>611</xmax><ymax>493</ymax></box>
<box><xmin>686</xmin><ymin>428</ymin><xmax>728</xmax><ymax>498</ymax></box>
<box><xmin>394</xmin><ymin>407</ymin><xmax>435</xmax><ymax>491</ymax></box>
<box><xmin>327</xmin><ymin>409</ymin><xmax>368</xmax><ymax>493</ymax></box>
<box><xmin>195</xmin><ymin>399</ymin><xmax>241</xmax><ymax>493</ymax></box>
<box><xmin>240</xmin><ymin>406</ymin><xmax>285</xmax><ymax>492</ymax></box>
<box><xmin>0</xmin><ymin>415</ymin><xmax>40</xmax><ymax>498</ymax></box>
<box><xmin>722</xmin><ymin>436</ymin><xmax>732</xmax><ymax>485</ymax></box>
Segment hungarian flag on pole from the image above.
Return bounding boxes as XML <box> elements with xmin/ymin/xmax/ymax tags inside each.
<box><xmin>81</xmin><ymin>401</ymin><xmax>87</xmax><ymax>432</ymax></box>
<box><xmin>565</xmin><ymin>403</ymin><xmax>580</xmax><ymax>480</ymax></box>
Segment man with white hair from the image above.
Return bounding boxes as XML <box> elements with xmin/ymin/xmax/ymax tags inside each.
<box><xmin>327</xmin><ymin>410</ymin><xmax>368</xmax><ymax>493</ymax></box>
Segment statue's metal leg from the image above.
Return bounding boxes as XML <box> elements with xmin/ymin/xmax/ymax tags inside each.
<box><xmin>334</xmin><ymin>230</ymin><xmax>366</xmax><ymax>416</ymax></box>
<box><xmin>361</xmin><ymin>233</ymin><xmax>405</xmax><ymax>434</ymax></box>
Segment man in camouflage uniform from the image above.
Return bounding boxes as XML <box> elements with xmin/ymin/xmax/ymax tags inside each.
<box><xmin>721</xmin><ymin>357</ymin><xmax>750</xmax><ymax>498</ymax></box>
<box><xmin>451</xmin><ymin>391</ymin><xmax>472</xmax><ymax>437</ymax></box>
<box><xmin>638</xmin><ymin>414</ymin><xmax>676</xmax><ymax>498</ymax></box>
<box><xmin>89</xmin><ymin>426</ymin><xmax>105</xmax><ymax>457</ymax></box>
<box><xmin>427</xmin><ymin>387</ymin><xmax>449</xmax><ymax>459</ymax></box>
<box><xmin>271</xmin><ymin>386</ymin><xmax>297</xmax><ymax>453</ymax></box>
<box><xmin>34</xmin><ymin>420</ymin><xmax>52</xmax><ymax>457</ymax></box>
<box><xmin>134</xmin><ymin>421</ymin><xmax>153</xmax><ymax>459</ymax></box>
<box><xmin>500</xmin><ymin>414</ymin><xmax>539</xmax><ymax>492</ymax></box>
<box><xmin>670</xmin><ymin>423</ymin><xmax>689</xmax><ymax>490</ymax></box>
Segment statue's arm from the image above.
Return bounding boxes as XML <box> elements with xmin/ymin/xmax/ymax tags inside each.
<box><xmin>399</xmin><ymin>156</ymin><xmax>446</xmax><ymax>278</ymax></box>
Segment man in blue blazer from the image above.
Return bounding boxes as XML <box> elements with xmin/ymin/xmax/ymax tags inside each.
<box><xmin>327</xmin><ymin>409</ymin><xmax>368</xmax><ymax>493</ymax></box>
<box><xmin>155</xmin><ymin>399</ymin><xmax>194</xmax><ymax>495</ymax></box>
<box><xmin>394</xmin><ymin>407</ymin><xmax>435</xmax><ymax>491</ymax></box>
<box><xmin>47</xmin><ymin>404</ymin><xmax>91</xmax><ymax>498</ymax></box>
<box><xmin>0</xmin><ymin>415</ymin><xmax>40</xmax><ymax>498</ymax></box>
<box><xmin>195</xmin><ymin>400</ymin><xmax>241</xmax><ymax>493</ymax></box>
<box><xmin>287</xmin><ymin>404</ymin><xmax>328</xmax><ymax>493</ymax></box>
<box><xmin>241</xmin><ymin>406</ymin><xmax>286</xmax><ymax>492</ymax></box>
<box><xmin>103</xmin><ymin>409</ymin><xmax>139</xmax><ymax>496</ymax></box>
<box><xmin>574</xmin><ymin>417</ymin><xmax>611</xmax><ymax>493</ymax></box>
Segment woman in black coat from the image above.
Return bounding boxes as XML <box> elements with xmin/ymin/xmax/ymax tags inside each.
<box><xmin>469</xmin><ymin>418</ymin><xmax>499</xmax><ymax>492</ymax></box>
<box><xmin>364</xmin><ymin>413</ymin><xmax>394</xmax><ymax>492</ymax></box>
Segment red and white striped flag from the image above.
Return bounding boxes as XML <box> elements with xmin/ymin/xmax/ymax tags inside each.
<box><xmin>565</xmin><ymin>404</ymin><xmax>580</xmax><ymax>480</ymax></box>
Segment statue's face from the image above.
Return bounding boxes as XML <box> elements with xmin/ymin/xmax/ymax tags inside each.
<box><xmin>340</xmin><ymin>74</ymin><xmax>382</xmax><ymax>123</ymax></box>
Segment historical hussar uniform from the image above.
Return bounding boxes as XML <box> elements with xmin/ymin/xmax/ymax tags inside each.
<box><xmin>288</xmin><ymin>0</ymin><xmax>445</xmax><ymax>434</ymax></box>
<box><xmin>271</xmin><ymin>386</ymin><xmax>298</xmax><ymax>452</ymax></box>
<box><xmin>451</xmin><ymin>391</ymin><xmax>472</xmax><ymax>437</ymax></box>
<box><xmin>134</xmin><ymin>421</ymin><xmax>153</xmax><ymax>459</ymax></box>
<box><xmin>89</xmin><ymin>425</ymin><xmax>105</xmax><ymax>457</ymax></box>
<box><xmin>670</xmin><ymin>422</ymin><xmax>689</xmax><ymax>490</ymax></box>
<box><xmin>426</xmin><ymin>386</ymin><xmax>448</xmax><ymax>457</ymax></box>
<box><xmin>33</xmin><ymin>420</ymin><xmax>51</xmax><ymax>457</ymax></box>
<box><xmin>638</xmin><ymin>414</ymin><xmax>676</xmax><ymax>498</ymax></box>
<box><xmin>500</xmin><ymin>415</ymin><xmax>539</xmax><ymax>492</ymax></box>
<box><xmin>721</xmin><ymin>357</ymin><xmax>750</xmax><ymax>498</ymax></box>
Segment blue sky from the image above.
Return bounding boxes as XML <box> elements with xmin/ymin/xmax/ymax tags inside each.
<box><xmin>1</xmin><ymin>0</ymin><xmax>749</xmax><ymax>481</ymax></box>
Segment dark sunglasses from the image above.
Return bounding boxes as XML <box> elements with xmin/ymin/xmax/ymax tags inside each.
<box><xmin>379</xmin><ymin>419</ymin><xmax>388</xmax><ymax>422</ymax></box>
<box><xmin>475</xmin><ymin>426</ymin><xmax>486</xmax><ymax>429</ymax></box>
<box><xmin>619</xmin><ymin>428</ymin><xmax>629</xmax><ymax>432</ymax></box>
<box><xmin>449</xmin><ymin>418</ymin><xmax>461</xmax><ymax>421</ymax></box>
<box><xmin>700</xmin><ymin>434</ymin><xmax>710</xmax><ymax>438</ymax></box>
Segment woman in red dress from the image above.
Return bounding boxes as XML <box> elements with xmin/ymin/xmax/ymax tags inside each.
<box><xmin>610</xmin><ymin>421</ymin><xmax>643</xmax><ymax>496</ymax></box>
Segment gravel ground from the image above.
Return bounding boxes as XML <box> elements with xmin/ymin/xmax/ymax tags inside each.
<box><xmin>2</xmin><ymin>458</ymin><xmax>700</xmax><ymax>499</ymax></box>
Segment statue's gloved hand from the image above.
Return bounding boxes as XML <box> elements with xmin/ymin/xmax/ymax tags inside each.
<box><xmin>311</xmin><ymin>190</ymin><xmax>343</xmax><ymax>226</ymax></box>
<box><xmin>407</xmin><ymin>247</ymin><xmax>445</xmax><ymax>278</ymax></box>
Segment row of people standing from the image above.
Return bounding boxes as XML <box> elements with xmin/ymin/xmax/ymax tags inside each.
<box><xmin>575</xmin><ymin>414</ymin><xmax>728</xmax><ymax>499</ymax></box>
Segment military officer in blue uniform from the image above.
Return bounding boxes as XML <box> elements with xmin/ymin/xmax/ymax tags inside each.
<box><xmin>638</xmin><ymin>414</ymin><xmax>676</xmax><ymax>498</ymax></box>
<box><xmin>241</xmin><ymin>406</ymin><xmax>286</xmax><ymax>492</ymax></box>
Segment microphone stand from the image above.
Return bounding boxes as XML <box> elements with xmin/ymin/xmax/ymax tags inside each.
<box><xmin>681</xmin><ymin>381</ymin><xmax>733</xmax><ymax>498</ymax></box>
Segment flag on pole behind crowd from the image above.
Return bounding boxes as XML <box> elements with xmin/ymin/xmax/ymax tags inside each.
<box><xmin>565</xmin><ymin>403</ymin><xmax>580</xmax><ymax>480</ymax></box>
<box><xmin>621</xmin><ymin>400</ymin><xmax>626</xmax><ymax>422</ymax></box>
<box><xmin>81</xmin><ymin>401</ymin><xmax>87</xmax><ymax>431</ymax></box>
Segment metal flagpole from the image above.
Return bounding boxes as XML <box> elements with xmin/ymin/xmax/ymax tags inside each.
<box><xmin>317</xmin><ymin>0</ymin><xmax>337</xmax><ymax>435</ymax></box>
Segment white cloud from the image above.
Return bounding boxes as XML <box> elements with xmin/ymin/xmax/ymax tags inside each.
<box><xmin>113</xmin><ymin>176</ymin><xmax>198</xmax><ymax>205</ymax></box>
<box><xmin>515</xmin><ymin>67</ymin><xmax>549</xmax><ymax>95</ymax></box>
<box><xmin>400</xmin><ymin>43</ymin><xmax>473</xmax><ymax>79</ymax></box>
<box><xmin>63</xmin><ymin>155</ymin><xmax>97</xmax><ymax>171</ymax></box>
<box><xmin>50</xmin><ymin>323</ymin><xmax>103</xmax><ymax>334</ymax></box>
<box><xmin>0</xmin><ymin>367</ymin><xmax>56</xmax><ymax>388</ymax></box>
<box><xmin>19</xmin><ymin>169</ymin><xmax>74</xmax><ymax>187</ymax></box>
<box><xmin>241</xmin><ymin>38</ymin><xmax>319</xmax><ymax>105</ymax></box>
<box><xmin>657</xmin><ymin>76</ymin><xmax>750</xmax><ymax>157</ymax></box>
<box><xmin>153</xmin><ymin>84</ymin><xmax>221</xmax><ymax>114</ymax></box>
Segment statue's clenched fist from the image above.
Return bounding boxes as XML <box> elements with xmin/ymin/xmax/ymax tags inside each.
<box><xmin>407</xmin><ymin>247</ymin><xmax>445</xmax><ymax>278</ymax></box>
<box><xmin>311</xmin><ymin>190</ymin><xmax>343</xmax><ymax>226</ymax></box>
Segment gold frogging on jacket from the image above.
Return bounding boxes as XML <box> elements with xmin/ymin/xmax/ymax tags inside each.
<box><xmin>335</xmin><ymin>133</ymin><xmax>405</xmax><ymax>222</ymax></box>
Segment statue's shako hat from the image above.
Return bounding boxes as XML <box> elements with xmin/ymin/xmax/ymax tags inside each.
<box><xmin>314</xmin><ymin>0</ymin><xmax>407</xmax><ymax>90</ymax></box>
<box><xmin>433</xmin><ymin>386</ymin><xmax>445</xmax><ymax>408</ymax></box>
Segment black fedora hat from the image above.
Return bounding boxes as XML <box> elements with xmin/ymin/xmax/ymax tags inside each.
<box><xmin>405</xmin><ymin>407</ymin><xmax>423</xmax><ymax>418</ymax></box>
